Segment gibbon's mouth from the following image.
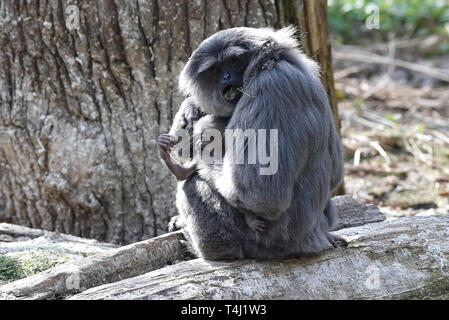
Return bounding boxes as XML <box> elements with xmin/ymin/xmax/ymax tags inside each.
<box><xmin>222</xmin><ymin>85</ymin><xmax>242</xmax><ymax>103</ymax></box>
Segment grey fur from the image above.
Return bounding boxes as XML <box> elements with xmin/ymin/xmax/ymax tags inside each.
<box><xmin>166</xmin><ymin>114</ymin><xmax>268</xmax><ymax>234</ymax></box>
<box><xmin>167</xmin><ymin>26</ymin><xmax>344</xmax><ymax>260</ymax></box>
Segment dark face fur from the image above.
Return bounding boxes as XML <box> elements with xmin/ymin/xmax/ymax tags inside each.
<box><xmin>201</xmin><ymin>54</ymin><xmax>250</xmax><ymax>105</ymax></box>
<box><xmin>179</xmin><ymin>28</ymin><xmax>265</xmax><ymax>117</ymax></box>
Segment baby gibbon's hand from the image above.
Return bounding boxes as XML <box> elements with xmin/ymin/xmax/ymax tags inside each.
<box><xmin>157</xmin><ymin>134</ymin><xmax>178</xmax><ymax>161</ymax></box>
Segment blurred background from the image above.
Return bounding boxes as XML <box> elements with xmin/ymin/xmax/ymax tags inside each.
<box><xmin>328</xmin><ymin>0</ymin><xmax>449</xmax><ymax>217</ymax></box>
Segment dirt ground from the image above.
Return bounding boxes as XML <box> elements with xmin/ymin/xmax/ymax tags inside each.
<box><xmin>334</xmin><ymin>40</ymin><xmax>449</xmax><ymax>218</ymax></box>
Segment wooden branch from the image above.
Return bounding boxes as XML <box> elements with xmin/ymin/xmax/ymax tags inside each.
<box><xmin>0</xmin><ymin>231</ymin><xmax>190</xmax><ymax>300</ymax></box>
<box><xmin>70</xmin><ymin>215</ymin><xmax>449</xmax><ymax>300</ymax></box>
<box><xmin>333</xmin><ymin>49</ymin><xmax>449</xmax><ymax>83</ymax></box>
<box><xmin>0</xmin><ymin>196</ymin><xmax>384</xmax><ymax>300</ymax></box>
<box><xmin>0</xmin><ymin>223</ymin><xmax>117</xmax><ymax>255</ymax></box>
<box><xmin>331</xmin><ymin>196</ymin><xmax>385</xmax><ymax>230</ymax></box>
<box><xmin>334</xmin><ymin>64</ymin><xmax>370</xmax><ymax>80</ymax></box>
<box><xmin>336</xmin><ymin>34</ymin><xmax>445</xmax><ymax>52</ymax></box>
<box><xmin>0</xmin><ymin>223</ymin><xmax>46</xmax><ymax>239</ymax></box>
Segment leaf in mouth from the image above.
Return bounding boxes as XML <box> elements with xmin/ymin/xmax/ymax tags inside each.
<box><xmin>223</xmin><ymin>86</ymin><xmax>241</xmax><ymax>101</ymax></box>
<box><xmin>235</xmin><ymin>87</ymin><xmax>256</xmax><ymax>99</ymax></box>
<box><xmin>223</xmin><ymin>86</ymin><xmax>256</xmax><ymax>101</ymax></box>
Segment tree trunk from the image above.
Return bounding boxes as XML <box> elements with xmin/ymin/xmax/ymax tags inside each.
<box><xmin>0</xmin><ymin>0</ymin><xmax>279</xmax><ymax>244</ymax></box>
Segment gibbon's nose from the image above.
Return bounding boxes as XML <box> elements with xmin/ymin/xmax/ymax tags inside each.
<box><xmin>220</xmin><ymin>70</ymin><xmax>240</xmax><ymax>88</ymax></box>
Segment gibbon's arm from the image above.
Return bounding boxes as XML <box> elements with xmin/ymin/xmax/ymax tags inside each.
<box><xmin>199</xmin><ymin>58</ymin><xmax>332</xmax><ymax>221</ymax></box>
<box><xmin>168</xmin><ymin>97</ymin><xmax>203</xmax><ymax>143</ymax></box>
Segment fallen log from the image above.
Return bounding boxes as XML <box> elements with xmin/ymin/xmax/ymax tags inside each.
<box><xmin>331</xmin><ymin>195</ymin><xmax>384</xmax><ymax>230</ymax></box>
<box><xmin>0</xmin><ymin>223</ymin><xmax>117</xmax><ymax>255</ymax></box>
<box><xmin>0</xmin><ymin>223</ymin><xmax>46</xmax><ymax>240</ymax></box>
<box><xmin>70</xmin><ymin>215</ymin><xmax>449</xmax><ymax>300</ymax></box>
<box><xmin>0</xmin><ymin>231</ymin><xmax>190</xmax><ymax>299</ymax></box>
<box><xmin>0</xmin><ymin>196</ymin><xmax>384</xmax><ymax>299</ymax></box>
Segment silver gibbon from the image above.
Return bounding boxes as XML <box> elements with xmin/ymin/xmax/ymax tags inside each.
<box><xmin>158</xmin><ymin>26</ymin><xmax>346</xmax><ymax>260</ymax></box>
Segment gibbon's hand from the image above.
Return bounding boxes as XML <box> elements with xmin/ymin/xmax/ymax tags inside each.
<box><xmin>157</xmin><ymin>134</ymin><xmax>178</xmax><ymax>161</ymax></box>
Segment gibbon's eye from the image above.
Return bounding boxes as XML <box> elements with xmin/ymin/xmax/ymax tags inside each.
<box><xmin>208</xmin><ymin>65</ymin><xmax>221</xmax><ymax>78</ymax></box>
<box><xmin>230</xmin><ymin>58</ymin><xmax>240</xmax><ymax>69</ymax></box>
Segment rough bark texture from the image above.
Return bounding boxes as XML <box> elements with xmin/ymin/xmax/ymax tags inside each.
<box><xmin>331</xmin><ymin>196</ymin><xmax>385</xmax><ymax>230</ymax></box>
<box><xmin>297</xmin><ymin>0</ymin><xmax>341</xmax><ymax>135</ymax></box>
<box><xmin>0</xmin><ymin>0</ymin><xmax>279</xmax><ymax>244</ymax></box>
<box><xmin>0</xmin><ymin>222</ymin><xmax>117</xmax><ymax>254</ymax></box>
<box><xmin>0</xmin><ymin>230</ymin><xmax>189</xmax><ymax>299</ymax></box>
<box><xmin>0</xmin><ymin>196</ymin><xmax>385</xmax><ymax>300</ymax></box>
<box><xmin>69</xmin><ymin>214</ymin><xmax>449</xmax><ymax>300</ymax></box>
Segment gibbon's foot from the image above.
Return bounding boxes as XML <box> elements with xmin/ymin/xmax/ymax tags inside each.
<box><xmin>168</xmin><ymin>215</ymin><xmax>184</xmax><ymax>232</ymax></box>
<box><xmin>327</xmin><ymin>233</ymin><xmax>348</xmax><ymax>248</ymax></box>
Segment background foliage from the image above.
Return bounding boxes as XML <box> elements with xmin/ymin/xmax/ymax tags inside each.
<box><xmin>328</xmin><ymin>0</ymin><xmax>449</xmax><ymax>53</ymax></box>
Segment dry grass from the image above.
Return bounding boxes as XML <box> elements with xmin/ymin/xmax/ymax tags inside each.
<box><xmin>335</xmin><ymin>49</ymin><xmax>449</xmax><ymax>218</ymax></box>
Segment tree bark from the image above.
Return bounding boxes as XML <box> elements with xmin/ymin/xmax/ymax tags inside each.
<box><xmin>0</xmin><ymin>0</ymin><xmax>279</xmax><ymax>244</ymax></box>
<box><xmin>0</xmin><ymin>230</ymin><xmax>188</xmax><ymax>300</ymax></box>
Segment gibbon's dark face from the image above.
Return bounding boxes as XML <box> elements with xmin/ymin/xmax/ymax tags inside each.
<box><xmin>178</xmin><ymin>28</ymin><xmax>264</xmax><ymax>117</ymax></box>
<box><xmin>202</xmin><ymin>55</ymin><xmax>250</xmax><ymax>105</ymax></box>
